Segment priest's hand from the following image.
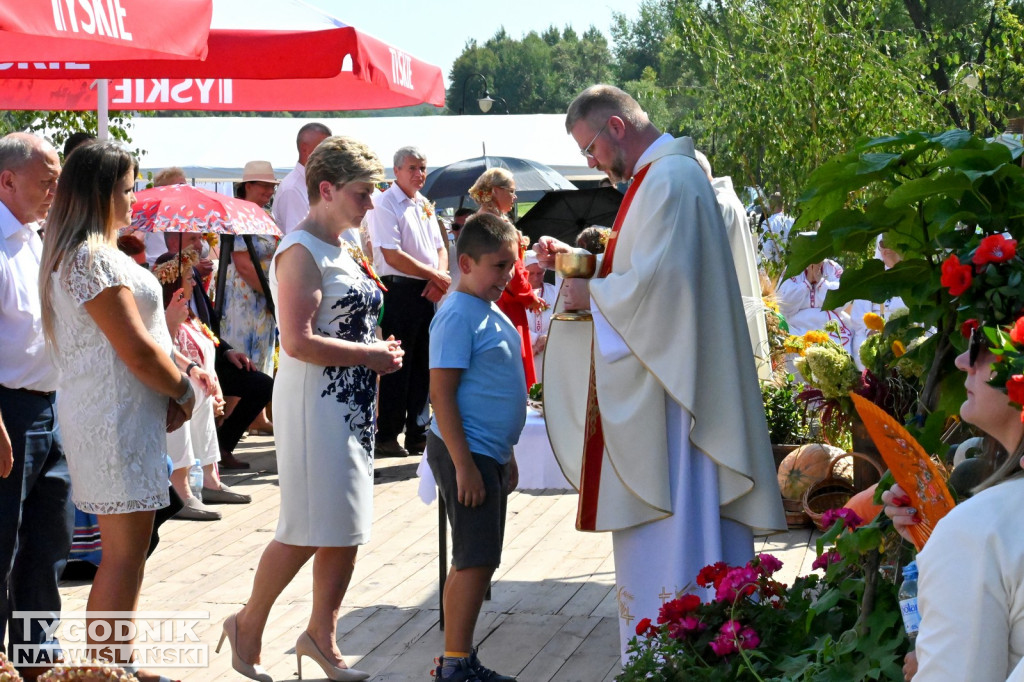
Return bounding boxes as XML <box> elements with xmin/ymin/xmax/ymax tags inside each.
<box><xmin>455</xmin><ymin>463</ymin><xmax>487</xmax><ymax>507</ymax></box>
<box><xmin>534</xmin><ymin>236</ymin><xmax>572</xmax><ymax>269</ymax></box>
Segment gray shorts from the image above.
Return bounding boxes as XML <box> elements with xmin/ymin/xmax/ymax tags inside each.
<box><xmin>426</xmin><ymin>431</ymin><xmax>509</xmax><ymax>570</ymax></box>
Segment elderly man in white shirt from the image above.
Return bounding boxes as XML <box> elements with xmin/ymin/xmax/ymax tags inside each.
<box><xmin>0</xmin><ymin>133</ymin><xmax>74</xmax><ymax>676</ymax></box>
<box><xmin>272</xmin><ymin>122</ymin><xmax>331</xmax><ymax>235</ymax></box>
<box><xmin>366</xmin><ymin>146</ymin><xmax>450</xmax><ymax>457</ymax></box>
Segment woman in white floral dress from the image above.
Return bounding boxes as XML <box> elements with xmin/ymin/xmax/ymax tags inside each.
<box><xmin>219</xmin><ymin>138</ymin><xmax>403</xmax><ymax>682</ymax></box>
<box><xmin>39</xmin><ymin>142</ymin><xmax>195</xmax><ymax>681</ymax></box>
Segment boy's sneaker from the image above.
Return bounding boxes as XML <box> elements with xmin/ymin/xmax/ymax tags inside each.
<box><xmin>468</xmin><ymin>649</ymin><xmax>516</xmax><ymax>681</ymax></box>
<box><xmin>432</xmin><ymin>654</ymin><xmax>482</xmax><ymax>681</ymax></box>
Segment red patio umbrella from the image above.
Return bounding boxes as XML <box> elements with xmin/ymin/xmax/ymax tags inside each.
<box><xmin>0</xmin><ymin>0</ymin><xmax>212</xmax><ymax>61</ymax></box>
<box><xmin>0</xmin><ymin>0</ymin><xmax>445</xmax><ymax>113</ymax></box>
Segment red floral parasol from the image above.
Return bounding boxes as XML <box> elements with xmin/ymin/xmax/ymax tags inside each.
<box><xmin>130</xmin><ymin>185</ymin><xmax>281</xmax><ymax>236</ymax></box>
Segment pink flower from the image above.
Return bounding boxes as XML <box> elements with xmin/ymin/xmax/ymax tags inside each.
<box><xmin>812</xmin><ymin>549</ymin><xmax>841</xmax><ymax>570</ymax></box>
<box><xmin>709</xmin><ymin>620</ymin><xmax>760</xmax><ymax>657</ymax></box>
<box><xmin>657</xmin><ymin>594</ymin><xmax>702</xmax><ymax>625</ymax></box>
<box><xmin>821</xmin><ymin>507</ymin><xmax>862</xmax><ymax>530</ymax></box>
<box><xmin>668</xmin><ymin>615</ymin><xmax>706</xmax><ymax>640</ymax></box>
<box><xmin>940</xmin><ymin>254</ymin><xmax>972</xmax><ymax>296</ymax></box>
<box><xmin>714</xmin><ymin>567</ymin><xmax>760</xmax><ymax>603</ymax></box>
<box><xmin>972</xmin><ymin>234</ymin><xmax>1017</xmax><ymax>266</ymax></box>
<box><xmin>752</xmin><ymin>553</ymin><xmax>783</xmax><ymax>576</ymax></box>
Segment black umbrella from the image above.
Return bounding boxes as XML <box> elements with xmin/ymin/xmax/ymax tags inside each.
<box><xmin>423</xmin><ymin>155</ymin><xmax>577</xmax><ymax>212</ymax></box>
<box><xmin>516</xmin><ymin>186</ymin><xmax>624</xmax><ymax>246</ymax></box>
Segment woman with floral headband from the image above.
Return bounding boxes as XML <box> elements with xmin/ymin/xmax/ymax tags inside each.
<box><xmin>468</xmin><ymin>167</ymin><xmax>546</xmax><ymax>388</ymax></box>
<box><xmin>156</xmin><ymin>252</ymin><xmax>253</xmax><ymax>521</ymax></box>
<box><xmin>883</xmin><ymin>314</ymin><xmax>1024</xmax><ymax>678</ymax></box>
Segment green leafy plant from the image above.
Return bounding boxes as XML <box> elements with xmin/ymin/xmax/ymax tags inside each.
<box><xmin>618</xmin><ymin>511</ymin><xmax>908</xmax><ymax>681</ymax></box>
<box><xmin>761</xmin><ymin>375</ymin><xmax>811</xmax><ymax>445</ymax></box>
<box><xmin>788</xmin><ymin>130</ymin><xmax>1024</xmax><ymax>453</ymax></box>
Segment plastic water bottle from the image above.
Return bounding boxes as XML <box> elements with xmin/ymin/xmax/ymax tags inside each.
<box><xmin>188</xmin><ymin>459</ymin><xmax>204</xmax><ymax>500</ymax></box>
<box><xmin>899</xmin><ymin>561</ymin><xmax>920</xmax><ymax>644</ymax></box>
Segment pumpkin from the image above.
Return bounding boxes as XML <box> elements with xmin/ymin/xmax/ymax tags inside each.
<box><xmin>843</xmin><ymin>484</ymin><xmax>883</xmax><ymax>527</ymax></box>
<box><xmin>777</xmin><ymin>443</ymin><xmax>841</xmax><ymax>500</ymax></box>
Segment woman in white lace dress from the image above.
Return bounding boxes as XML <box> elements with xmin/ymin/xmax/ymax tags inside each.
<box><xmin>39</xmin><ymin>141</ymin><xmax>195</xmax><ymax>681</ymax></box>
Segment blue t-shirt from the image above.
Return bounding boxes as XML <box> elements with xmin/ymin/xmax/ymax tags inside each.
<box><xmin>428</xmin><ymin>291</ymin><xmax>527</xmax><ymax>464</ymax></box>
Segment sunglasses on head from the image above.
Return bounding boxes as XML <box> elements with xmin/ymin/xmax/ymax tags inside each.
<box><xmin>969</xmin><ymin>325</ymin><xmax>987</xmax><ymax>367</ymax></box>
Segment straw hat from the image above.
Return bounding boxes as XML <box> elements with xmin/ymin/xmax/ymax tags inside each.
<box><xmin>240</xmin><ymin>160</ymin><xmax>280</xmax><ymax>184</ymax></box>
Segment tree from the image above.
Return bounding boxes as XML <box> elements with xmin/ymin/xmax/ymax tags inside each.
<box><xmin>611</xmin><ymin>0</ymin><xmax>1024</xmax><ymax>203</ymax></box>
<box><xmin>1</xmin><ymin>110</ymin><xmax>137</xmax><ymax>157</ymax></box>
<box><xmin>447</xmin><ymin>26</ymin><xmax>613</xmax><ymax>115</ymax></box>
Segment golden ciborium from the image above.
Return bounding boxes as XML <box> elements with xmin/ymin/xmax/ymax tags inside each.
<box><xmin>552</xmin><ymin>248</ymin><xmax>596</xmax><ymax>321</ymax></box>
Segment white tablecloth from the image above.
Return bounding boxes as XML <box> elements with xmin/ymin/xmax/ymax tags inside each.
<box><xmin>416</xmin><ymin>409</ymin><xmax>572</xmax><ymax>503</ymax></box>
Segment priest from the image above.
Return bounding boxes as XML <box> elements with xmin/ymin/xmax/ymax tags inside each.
<box><xmin>536</xmin><ymin>85</ymin><xmax>785</xmax><ymax>660</ymax></box>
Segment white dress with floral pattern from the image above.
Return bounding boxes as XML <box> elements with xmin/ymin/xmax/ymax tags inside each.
<box><xmin>51</xmin><ymin>244</ymin><xmax>171</xmax><ymax>514</ymax></box>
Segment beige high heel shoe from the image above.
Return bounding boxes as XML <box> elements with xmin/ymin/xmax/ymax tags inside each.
<box><xmin>215</xmin><ymin>613</ymin><xmax>272</xmax><ymax>682</ymax></box>
<box><xmin>295</xmin><ymin>631</ymin><xmax>368</xmax><ymax>681</ymax></box>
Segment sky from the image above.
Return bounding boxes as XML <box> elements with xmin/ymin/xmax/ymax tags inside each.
<box><xmin>303</xmin><ymin>0</ymin><xmax>646</xmax><ymax>89</ymax></box>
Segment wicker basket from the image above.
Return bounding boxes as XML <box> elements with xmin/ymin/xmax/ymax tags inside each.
<box><xmin>802</xmin><ymin>452</ymin><xmax>884</xmax><ymax>531</ymax></box>
<box><xmin>782</xmin><ymin>497</ymin><xmax>811</xmax><ymax>528</ymax></box>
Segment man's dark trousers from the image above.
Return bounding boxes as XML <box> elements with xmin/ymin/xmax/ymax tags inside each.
<box><xmin>0</xmin><ymin>386</ymin><xmax>73</xmax><ymax>660</ymax></box>
<box><xmin>377</xmin><ymin>275</ymin><xmax>434</xmax><ymax>445</ymax></box>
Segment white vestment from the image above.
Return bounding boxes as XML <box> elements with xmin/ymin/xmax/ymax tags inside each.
<box><xmin>711</xmin><ymin>175</ymin><xmax>772</xmax><ymax>381</ymax></box>
<box><xmin>544</xmin><ymin>136</ymin><xmax>786</xmax><ymax>660</ymax></box>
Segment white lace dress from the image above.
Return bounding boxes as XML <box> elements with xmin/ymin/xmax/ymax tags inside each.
<box><xmin>52</xmin><ymin>243</ymin><xmax>171</xmax><ymax>514</ymax></box>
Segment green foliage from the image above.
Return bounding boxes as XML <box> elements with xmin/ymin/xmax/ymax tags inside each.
<box><xmin>610</xmin><ymin>0</ymin><xmax>1024</xmax><ymax>202</ymax></box>
<box><xmin>0</xmin><ymin>110</ymin><xmax>137</xmax><ymax>157</ymax></box>
<box><xmin>786</xmin><ymin>130</ymin><xmax>1024</xmax><ymax>424</ymax></box>
<box><xmin>447</xmin><ymin>25</ymin><xmax>613</xmax><ymax>115</ymax></box>
<box><xmin>762</xmin><ymin>375</ymin><xmax>812</xmax><ymax>445</ymax></box>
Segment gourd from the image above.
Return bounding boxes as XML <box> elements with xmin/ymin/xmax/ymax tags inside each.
<box><xmin>777</xmin><ymin>443</ymin><xmax>841</xmax><ymax>500</ymax></box>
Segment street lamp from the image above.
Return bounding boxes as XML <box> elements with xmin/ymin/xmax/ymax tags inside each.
<box><xmin>458</xmin><ymin>72</ymin><xmax>509</xmax><ymax>114</ymax></box>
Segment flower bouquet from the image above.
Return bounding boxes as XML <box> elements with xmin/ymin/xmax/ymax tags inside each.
<box><xmin>785</xmin><ymin>324</ymin><xmax>862</xmax><ymax>446</ymax></box>
<box><xmin>619</xmin><ymin>511</ymin><xmax>908</xmax><ymax>681</ymax></box>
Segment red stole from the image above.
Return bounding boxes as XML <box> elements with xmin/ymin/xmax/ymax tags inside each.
<box><xmin>576</xmin><ymin>165</ymin><xmax>651</xmax><ymax>531</ymax></box>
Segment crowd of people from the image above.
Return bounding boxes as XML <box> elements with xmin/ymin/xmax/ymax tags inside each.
<box><xmin>6</xmin><ymin>80</ymin><xmax>1007</xmax><ymax>682</ymax></box>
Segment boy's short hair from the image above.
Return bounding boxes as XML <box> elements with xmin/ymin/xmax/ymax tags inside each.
<box><xmin>456</xmin><ymin>213</ymin><xmax>518</xmax><ymax>261</ymax></box>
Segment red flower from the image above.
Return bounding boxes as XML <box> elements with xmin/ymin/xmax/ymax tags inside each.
<box><xmin>695</xmin><ymin>561</ymin><xmax>730</xmax><ymax>589</ymax></box>
<box><xmin>658</xmin><ymin>594</ymin><xmax>701</xmax><ymax>624</ymax></box>
<box><xmin>1007</xmin><ymin>375</ymin><xmax>1024</xmax><ymax>406</ymax></box>
<box><xmin>634</xmin><ymin>617</ymin><xmax>655</xmax><ymax>638</ymax></box>
<box><xmin>1010</xmin><ymin>317</ymin><xmax>1024</xmax><ymax>346</ymax></box>
<box><xmin>940</xmin><ymin>254</ymin><xmax>973</xmax><ymax>296</ymax></box>
<box><xmin>961</xmin><ymin>318</ymin><xmax>980</xmax><ymax>339</ymax></box>
<box><xmin>972</xmin><ymin>234</ymin><xmax>1017</xmax><ymax>266</ymax></box>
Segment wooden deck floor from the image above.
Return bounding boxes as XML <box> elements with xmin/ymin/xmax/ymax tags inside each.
<box><xmin>58</xmin><ymin>435</ymin><xmax>821</xmax><ymax>682</ymax></box>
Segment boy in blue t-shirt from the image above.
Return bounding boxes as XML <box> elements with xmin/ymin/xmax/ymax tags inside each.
<box><xmin>427</xmin><ymin>212</ymin><xmax>526</xmax><ymax>682</ymax></box>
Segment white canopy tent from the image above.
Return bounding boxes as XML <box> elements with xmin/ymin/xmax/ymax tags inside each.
<box><xmin>128</xmin><ymin>113</ymin><xmax>604</xmax><ymax>188</ymax></box>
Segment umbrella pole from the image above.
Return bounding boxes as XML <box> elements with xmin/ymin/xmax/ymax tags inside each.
<box><xmin>212</xmin><ymin>235</ymin><xmax>233</xmax><ymax>336</ymax></box>
<box><xmin>243</xmin><ymin>235</ymin><xmax>275</xmax><ymax>319</ymax></box>
<box><xmin>177</xmin><ymin>233</ymin><xmax>184</xmax><ymax>290</ymax></box>
<box><xmin>97</xmin><ymin>79</ymin><xmax>109</xmax><ymax>141</ymax></box>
